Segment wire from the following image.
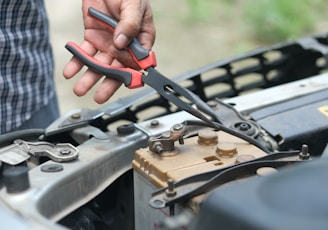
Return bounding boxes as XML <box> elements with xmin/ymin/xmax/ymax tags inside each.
<box><xmin>0</xmin><ymin>129</ymin><xmax>44</xmax><ymax>147</ymax></box>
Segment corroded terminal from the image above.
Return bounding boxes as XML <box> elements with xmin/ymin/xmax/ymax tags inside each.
<box><xmin>148</xmin><ymin>123</ymin><xmax>188</xmax><ymax>154</ymax></box>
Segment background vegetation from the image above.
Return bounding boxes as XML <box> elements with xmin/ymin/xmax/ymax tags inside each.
<box><xmin>184</xmin><ymin>0</ymin><xmax>326</xmax><ymax>43</ymax></box>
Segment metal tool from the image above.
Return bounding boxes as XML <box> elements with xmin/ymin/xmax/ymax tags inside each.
<box><xmin>65</xmin><ymin>7</ymin><xmax>223</xmax><ymax>130</ymax></box>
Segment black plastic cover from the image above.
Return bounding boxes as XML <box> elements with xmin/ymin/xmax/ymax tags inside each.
<box><xmin>191</xmin><ymin>158</ymin><xmax>328</xmax><ymax>230</ymax></box>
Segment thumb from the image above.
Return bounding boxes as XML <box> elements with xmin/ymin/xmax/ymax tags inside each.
<box><xmin>113</xmin><ymin>1</ymin><xmax>143</xmax><ymax>49</ymax></box>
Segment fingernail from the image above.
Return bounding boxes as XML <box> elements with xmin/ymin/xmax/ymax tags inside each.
<box><xmin>115</xmin><ymin>34</ymin><xmax>129</xmax><ymax>49</ymax></box>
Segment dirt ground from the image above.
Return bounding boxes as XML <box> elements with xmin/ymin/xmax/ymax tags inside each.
<box><xmin>45</xmin><ymin>0</ymin><xmax>327</xmax><ymax>115</ymax></box>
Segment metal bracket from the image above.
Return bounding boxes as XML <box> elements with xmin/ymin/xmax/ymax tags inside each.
<box><xmin>0</xmin><ymin>140</ymin><xmax>79</xmax><ymax>165</ymax></box>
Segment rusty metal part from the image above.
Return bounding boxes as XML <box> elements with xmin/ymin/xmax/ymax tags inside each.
<box><xmin>148</xmin><ymin>123</ymin><xmax>188</xmax><ymax>154</ymax></box>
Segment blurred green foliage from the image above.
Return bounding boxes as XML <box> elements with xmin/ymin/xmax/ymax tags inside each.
<box><xmin>184</xmin><ymin>0</ymin><xmax>326</xmax><ymax>43</ymax></box>
<box><xmin>243</xmin><ymin>0</ymin><xmax>326</xmax><ymax>42</ymax></box>
<box><xmin>184</xmin><ymin>0</ymin><xmax>217</xmax><ymax>22</ymax></box>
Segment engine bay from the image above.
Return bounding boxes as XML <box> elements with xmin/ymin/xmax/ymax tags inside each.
<box><xmin>0</xmin><ymin>32</ymin><xmax>328</xmax><ymax>229</ymax></box>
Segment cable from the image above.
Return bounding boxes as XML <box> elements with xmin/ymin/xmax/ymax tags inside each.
<box><xmin>0</xmin><ymin>129</ymin><xmax>44</xmax><ymax>147</ymax></box>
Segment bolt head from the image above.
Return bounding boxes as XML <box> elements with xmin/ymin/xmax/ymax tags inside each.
<box><xmin>70</xmin><ymin>113</ymin><xmax>81</xmax><ymax>120</ymax></box>
<box><xmin>151</xmin><ymin>120</ymin><xmax>160</xmax><ymax>127</ymax></box>
<box><xmin>60</xmin><ymin>148</ymin><xmax>71</xmax><ymax>155</ymax></box>
<box><xmin>172</xmin><ymin>123</ymin><xmax>184</xmax><ymax>131</ymax></box>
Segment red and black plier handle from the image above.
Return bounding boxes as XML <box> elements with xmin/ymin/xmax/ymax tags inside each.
<box><xmin>66</xmin><ymin>41</ymin><xmax>144</xmax><ymax>88</ymax></box>
<box><xmin>65</xmin><ymin>7</ymin><xmax>157</xmax><ymax>89</ymax></box>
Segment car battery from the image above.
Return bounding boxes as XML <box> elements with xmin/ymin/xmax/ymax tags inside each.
<box><xmin>132</xmin><ymin>127</ymin><xmax>267</xmax><ymax>230</ymax></box>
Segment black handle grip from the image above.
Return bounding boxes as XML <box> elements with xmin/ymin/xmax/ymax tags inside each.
<box><xmin>88</xmin><ymin>7</ymin><xmax>150</xmax><ymax>61</ymax></box>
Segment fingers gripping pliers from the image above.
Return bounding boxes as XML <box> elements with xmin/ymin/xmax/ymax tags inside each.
<box><xmin>65</xmin><ymin>7</ymin><xmax>223</xmax><ymax>127</ymax></box>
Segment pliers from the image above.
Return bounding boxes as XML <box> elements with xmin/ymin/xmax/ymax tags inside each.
<box><xmin>65</xmin><ymin>7</ymin><xmax>223</xmax><ymax>127</ymax></box>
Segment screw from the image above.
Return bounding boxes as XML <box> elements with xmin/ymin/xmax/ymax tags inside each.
<box><xmin>299</xmin><ymin>144</ymin><xmax>310</xmax><ymax>160</ymax></box>
<box><xmin>70</xmin><ymin>113</ymin><xmax>81</xmax><ymax>120</ymax></box>
<box><xmin>154</xmin><ymin>143</ymin><xmax>164</xmax><ymax>154</ymax></box>
<box><xmin>60</xmin><ymin>148</ymin><xmax>71</xmax><ymax>155</ymax></box>
<box><xmin>165</xmin><ymin>178</ymin><xmax>177</xmax><ymax>197</ymax></box>
<box><xmin>172</xmin><ymin>123</ymin><xmax>184</xmax><ymax>131</ymax></box>
<box><xmin>168</xmin><ymin>179</ymin><xmax>174</xmax><ymax>191</ymax></box>
<box><xmin>207</xmin><ymin>100</ymin><xmax>218</xmax><ymax>108</ymax></box>
<box><xmin>150</xmin><ymin>120</ymin><xmax>159</xmax><ymax>127</ymax></box>
<box><xmin>166</xmin><ymin>179</ymin><xmax>176</xmax><ymax>216</ymax></box>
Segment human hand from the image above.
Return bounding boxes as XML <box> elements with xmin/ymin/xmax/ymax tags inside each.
<box><xmin>63</xmin><ymin>0</ymin><xmax>155</xmax><ymax>104</ymax></box>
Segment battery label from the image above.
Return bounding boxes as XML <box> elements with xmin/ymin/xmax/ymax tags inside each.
<box><xmin>318</xmin><ymin>106</ymin><xmax>328</xmax><ymax>117</ymax></box>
